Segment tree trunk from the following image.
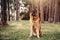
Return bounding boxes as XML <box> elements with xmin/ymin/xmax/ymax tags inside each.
<box><xmin>1</xmin><ymin>0</ymin><xmax>8</xmax><ymax>26</ymax></box>
<box><xmin>16</xmin><ymin>0</ymin><xmax>19</xmax><ymax>21</ymax></box>
<box><xmin>48</xmin><ymin>0</ymin><xmax>52</xmax><ymax>22</ymax></box>
<box><xmin>40</xmin><ymin>0</ymin><xmax>44</xmax><ymax>23</ymax></box>
<box><xmin>54</xmin><ymin>0</ymin><xmax>58</xmax><ymax>23</ymax></box>
<box><xmin>7</xmin><ymin>0</ymin><xmax>10</xmax><ymax>21</ymax></box>
<box><xmin>40</xmin><ymin>7</ymin><xmax>44</xmax><ymax>23</ymax></box>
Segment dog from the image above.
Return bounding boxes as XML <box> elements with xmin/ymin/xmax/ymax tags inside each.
<box><xmin>29</xmin><ymin>8</ymin><xmax>43</xmax><ymax>38</ymax></box>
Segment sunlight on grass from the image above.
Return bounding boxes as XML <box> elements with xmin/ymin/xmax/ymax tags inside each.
<box><xmin>0</xmin><ymin>20</ymin><xmax>60</xmax><ymax>40</ymax></box>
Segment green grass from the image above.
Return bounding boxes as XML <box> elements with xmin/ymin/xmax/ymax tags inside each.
<box><xmin>0</xmin><ymin>20</ymin><xmax>60</xmax><ymax>40</ymax></box>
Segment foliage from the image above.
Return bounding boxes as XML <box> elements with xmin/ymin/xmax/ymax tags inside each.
<box><xmin>22</xmin><ymin>0</ymin><xmax>27</xmax><ymax>2</ymax></box>
<box><xmin>0</xmin><ymin>20</ymin><xmax>60</xmax><ymax>40</ymax></box>
<box><xmin>6</xmin><ymin>0</ymin><xmax>13</xmax><ymax>4</ymax></box>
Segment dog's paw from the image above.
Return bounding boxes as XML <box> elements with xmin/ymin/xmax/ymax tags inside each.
<box><xmin>33</xmin><ymin>33</ymin><xmax>36</xmax><ymax>36</ymax></box>
<box><xmin>29</xmin><ymin>35</ymin><xmax>32</xmax><ymax>38</ymax></box>
<box><xmin>37</xmin><ymin>36</ymin><xmax>40</xmax><ymax>38</ymax></box>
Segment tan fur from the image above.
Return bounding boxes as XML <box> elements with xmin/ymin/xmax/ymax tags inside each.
<box><xmin>29</xmin><ymin>10</ymin><xmax>43</xmax><ymax>38</ymax></box>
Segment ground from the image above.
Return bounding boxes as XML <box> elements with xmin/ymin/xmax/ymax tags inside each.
<box><xmin>0</xmin><ymin>20</ymin><xmax>60</xmax><ymax>40</ymax></box>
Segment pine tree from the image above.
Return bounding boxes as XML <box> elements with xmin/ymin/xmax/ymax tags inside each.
<box><xmin>1</xmin><ymin>0</ymin><xmax>8</xmax><ymax>26</ymax></box>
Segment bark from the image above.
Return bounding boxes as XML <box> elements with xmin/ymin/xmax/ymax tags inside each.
<box><xmin>54</xmin><ymin>0</ymin><xmax>58</xmax><ymax>23</ymax></box>
<box><xmin>7</xmin><ymin>0</ymin><xmax>10</xmax><ymax>21</ymax></box>
<box><xmin>15</xmin><ymin>0</ymin><xmax>19</xmax><ymax>21</ymax></box>
<box><xmin>48</xmin><ymin>0</ymin><xmax>52</xmax><ymax>22</ymax></box>
<box><xmin>40</xmin><ymin>0</ymin><xmax>44</xmax><ymax>23</ymax></box>
<box><xmin>1</xmin><ymin>0</ymin><xmax>8</xmax><ymax>26</ymax></box>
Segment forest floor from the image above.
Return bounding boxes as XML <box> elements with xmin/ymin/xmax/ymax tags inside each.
<box><xmin>0</xmin><ymin>20</ymin><xmax>60</xmax><ymax>40</ymax></box>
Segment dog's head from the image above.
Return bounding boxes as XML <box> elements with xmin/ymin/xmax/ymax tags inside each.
<box><xmin>31</xmin><ymin>8</ymin><xmax>37</xmax><ymax>17</ymax></box>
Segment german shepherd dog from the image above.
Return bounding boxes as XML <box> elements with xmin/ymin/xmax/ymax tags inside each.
<box><xmin>29</xmin><ymin>8</ymin><xmax>43</xmax><ymax>38</ymax></box>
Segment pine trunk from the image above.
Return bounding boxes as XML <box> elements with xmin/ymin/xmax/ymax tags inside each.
<box><xmin>40</xmin><ymin>0</ymin><xmax>44</xmax><ymax>23</ymax></box>
<box><xmin>16</xmin><ymin>0</ymin><xmax>19</xmax><ymax>21</ymax></box>
<box><xmin>54</xmin><ymin>0</ymin><xmax>58</xmax><ymax>23</ymax></box>
<box><xmin>7</xmin><ymin>0</ymin><xmax>10</xmax><ymax>21</ymax></box>
<box><xmin>1</xmin><ymin>0</ymin><xmax>8</xmax><ymax>26</ymax></box>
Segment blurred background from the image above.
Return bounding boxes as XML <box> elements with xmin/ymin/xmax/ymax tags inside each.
<box><xmin>0</xmin><ymin>0</ymin><xmax>60</xmax><ymax>40</ymax></box>
<box><xmin>0</xmin><ymin>0</ymin><xmax>60</xmax><ymax>25</ymax></box>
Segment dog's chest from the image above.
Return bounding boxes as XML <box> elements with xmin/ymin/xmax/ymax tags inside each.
<box><xmin>33</xmin><ymin>18</ymin><xmax>38</xmax><ymax>25</ymax></box>
<box><xmin>33</xmin><ymin>16</ymin><xmax>38</xmax><ymax>21</ymax></box>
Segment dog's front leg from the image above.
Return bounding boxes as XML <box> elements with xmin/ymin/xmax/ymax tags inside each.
<box><xmin>36</xmin><ymin>28</ymin><xmax>40</xmax><ymax>38</ymax></box>
<box><xmin>29</xmin><ymin>26</ymin><xmax>33</xmax><ymax>37</ymax></box>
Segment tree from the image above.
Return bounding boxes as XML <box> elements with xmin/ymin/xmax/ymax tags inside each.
<box><xmin>15</xmin><ymin>0</ymin><xmax>19</xmax><ymax>21</ymax></box>
<box><xmin>1</xmin><ymin>0</ymin><xmax>8</xmax><ymax>26</ymax></box>
<box><xmin>7</xmin><ymin>0</ymin><xmax>10</xmax><ymax>21</ymax></box>
<box><xmin>54</xmin><ymin>0</ymin><xmax>59</xmax><ymax>23</ymax></box>
<box><xmin>39</xmin><ymin>0</ymin><xmax>44</xmax><ymax>23</ymax></box>
<box><xmin>48</xmin><ymin>0</ymin><xmax>52</xmax><ymax>22</ymax></box>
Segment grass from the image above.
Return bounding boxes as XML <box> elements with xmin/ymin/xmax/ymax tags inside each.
<box><xmin>0</xmin><ymin>20</ymin><xmax>60</xmax><ymax>40</ymax></box>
